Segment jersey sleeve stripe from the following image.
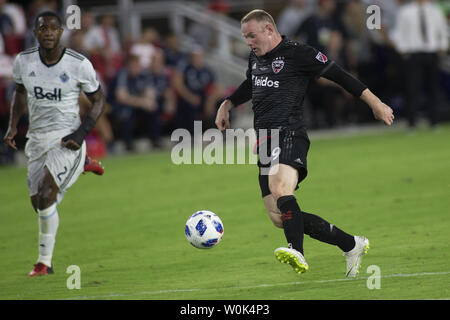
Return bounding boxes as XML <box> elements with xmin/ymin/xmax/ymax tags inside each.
<box><xmin>21</xmin><ymin>47</ymin><xmax>39</xmax><ymax>55</ymax></box>
<box><xmin>84</xmin><ymin>84</ymin><xmax>101</xmax><ymax>96</ymax></box>
<box><xmin>66</xmin><ymin>51</ymin><xmax>85</xmax><ymax>61</ymax></box>
<box><xmin>66</xmin><ymin>49</ymin><xmax>85</xmax><ymax>60</ymax></box>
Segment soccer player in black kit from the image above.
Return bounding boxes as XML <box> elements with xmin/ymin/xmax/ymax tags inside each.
<box><xmin>215</xmin><ymin>10</ymin><xmax>394</xmax><ymax>277</ymax></box>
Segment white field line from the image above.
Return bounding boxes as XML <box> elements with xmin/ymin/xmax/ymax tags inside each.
<box><xmin>61</xmin><ymin>270</ymin><xmax>450</xmax><ymax>300</ymax></box>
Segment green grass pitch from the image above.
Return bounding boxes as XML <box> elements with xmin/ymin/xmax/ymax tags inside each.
<box><xmin>0</xmin><ymin>125</ymin><xmax>449</xmax><ymax>300</ymax></box>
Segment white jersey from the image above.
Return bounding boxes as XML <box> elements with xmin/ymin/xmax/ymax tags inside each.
<box><xmin>12</xmin><ymin>47</ymin><xmax>100</xmax><ymax>138</ymax></box>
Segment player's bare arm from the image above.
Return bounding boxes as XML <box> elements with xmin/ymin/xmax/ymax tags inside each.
<box><xmin>215</xmin><ymin>99</ymin><xmax>234</xmax><ymax>131</ymax></box>
<box><xmin>360</xmin><ymin>89</ymin><xmax>395</xmax><ymax>126</ymax></box>
<box><xmin>61</xmin><ymin>89</ymin><xmax>106</xmax><ymax>150</ymax></box>
<box><xmin>4</xmin><ymin>83</ymin><xmax>27</xmax><ymax>150</ymax></box>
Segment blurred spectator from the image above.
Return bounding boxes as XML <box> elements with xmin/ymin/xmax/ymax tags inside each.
<box><xmin>188</xmin><ymin>17</ymin><xmax>214</xmax><ymax>50</ymax></box>
<box><xmin>84</xmin><ymin>14</ymin><xmax>123</xmax><ymax>82</ymax></box>
<box><xmin>148</xmin><ymin>49</ymin><xmax>177</xmax><ymax>144</ymax></box>
<box><xmin>357</xmin><ymin>0</ymin><xmax>407</xmax><ymax>116</ymax></box>
<box><xmin>112</xmin><ymin>54</ymin><xmax>158</xmax><ymax>151</ymax></box>
<box><xmin>342</xmin><ymin>0</ymin><xmax>373</xmax><ymax>71</ymax></box>
<box><xmin>277</xmin><ymin>0</ymin><xmax>314</xmax><ymax>38</ymax></box>
<box><xmin>295</xmin><ymin>0</ymin><xmax>347</xmax><ymax>62</ymax></box>
<box><xmin>0</xmin><ymin>76</ymin><xmax>27</xmax><ymax>164</ymax></box>
<box><xmin>342</xmin><ymin>1</ymin><xmax>384</xmax><ymax>96</ymax></box>
<box><xmin>84</xmin><ymin>14</ymin><xmax>121</xmax><ymax>53</ymax></box>
<box><xmin>337</xmin><ymin>0</ymin><xmax>381</xmax><ymax>124</ymax></box>
<box><xmin>0</xmin><ymin>45</ymin><xmax>13</xmax><ymax>164</ymax></box>
<box><xmin>0</xmin><ymin>45</ymin><xmax>12</xmax><ymax>76</ymax></box>
<box><xmin>68</xmin><ymin>29</ymin><xmax>88</xmax><ymax>57</ymax></box>
<box><xmin>2</xmin><ymin>0</ymin><xmax>26</xmax><ymax>36</ymax></box>
<box><xmin>0</xmin><ymin>0</ymin><xmax>14</xmax><ymax>35</ymax></box>
<box><xmin>172</xmin><ymin>45</ymin><xmax>220</xmax><ymax>133</ymax></box>
<box><xmin>1</xmin><ymin>0</ymin><xmax>26</xmax><ymax>163</ymax></box>
<box><xmin>390</xmin><ymin>0</ymin><xmax>449</xmax><ymax>128</ymax></box>
<box><xmin>163</xmin><ymin>31</ymin><xmax>188</xmax><ymax>70</ymax></box>
<box><xmin>130</xmin><ymin>27</ymin><xmax>158</xmax><ymax>71</ymax></box>
<box><xmin>362</xmin><ymin>0</ymin><xmax>403</xmax><ymax>46</ymax></box>
<box><xmin>81</xmin><ymin>10</ymin><xmax>96</xmax><ymax>32</ymax></box>
<box><xmin>295</xmin><ymin>0</ymin><xmax>352</xmax><ymax>128</ymax></box>
<box><xmin>0</xmin><ymin>0</ymin><xmax>22</xmax><ymax>56</ymax></box>
<box><xmin>79</xmin><ymin>92</ymin><xmax>114</xmax><ymax>159</ymax></box>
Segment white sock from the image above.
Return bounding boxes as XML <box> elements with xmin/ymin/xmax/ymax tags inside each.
<box><xmin>37</xmin><ymin>203</ymin><xmax>59</xmax><ymax>267</ymax></box>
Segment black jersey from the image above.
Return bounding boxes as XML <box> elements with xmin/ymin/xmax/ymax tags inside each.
<box><xmin>228</xmin><ymin>36</ymin><xmax>333</xmax><ymax>132</ymax></box>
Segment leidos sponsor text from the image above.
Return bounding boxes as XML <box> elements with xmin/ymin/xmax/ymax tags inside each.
<box><xmin>253</xmin><ymin>75</ymin><xmax>279</xmax><ymax>88</ymax></box>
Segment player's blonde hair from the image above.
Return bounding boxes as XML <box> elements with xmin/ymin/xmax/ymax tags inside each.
<box><xmin>241</xmin><ymin>9</ymin><xmax>279</xmax><ymax>32</ymax></box>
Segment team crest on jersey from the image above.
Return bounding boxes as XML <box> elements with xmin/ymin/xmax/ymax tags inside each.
<box><xmin>60</xmin><ymin>72</ymin><xmax>69</xmax><ymax>83</ymax></box>
<box><xmin>315</xmin><ymin>52</ymin><xmax>328</xmax><ymax>63</ymax></box>
<box><xmin>271</xmin><ymin>59</ymin><xmax>284</xmax><ymax>74</ymax></box>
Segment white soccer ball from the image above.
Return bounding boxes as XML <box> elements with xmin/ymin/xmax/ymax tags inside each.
<box><xmin>185</xmin><ymin>210</ymin><xmax>224</xmax><ymax>249</ymax></box>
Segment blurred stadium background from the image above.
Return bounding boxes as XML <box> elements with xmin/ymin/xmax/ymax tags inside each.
<box><xmin>0</xmin><ymin>0</ymin><xmax>449</xmax><ymax>165</ymax></box>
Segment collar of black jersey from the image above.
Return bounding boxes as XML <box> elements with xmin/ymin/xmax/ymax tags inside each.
<box><xmin>38</xmin><ymin>46</ymin><xmax>66</xmax><ymax>68</ymax></box>
<box><xmin>257</xmin><ymin>35</ymin><xmax>287</xmax><ymax>60</ymax></box>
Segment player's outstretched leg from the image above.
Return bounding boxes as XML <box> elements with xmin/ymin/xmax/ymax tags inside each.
<box><xmin>343</xmin><ymin>236</ymin><xmax>369</xmax><ymax>278</ymax></box>
<box><xmin>274</xmin><ymin>195</ymin><xmax>309</xmax><ymax>274</ymax></box>
<box><xmin>28</xmin><ymin>202</ymin><xmax>59</xmax><ymax>277</ymax></box>
<box><xmin>29</xmin><ymin>169</ymin><xmax>59</xmax><ymax>277</ymax></box>
<box><xmin>83</xmin><ymin>156</ymin><xmax>104</xmax><ymax>175</ymax></box>
<box><xmin>302</xmin><ymin>211</ymin><xmax>369</xmax><ymax>277</ymax></box>
<box><xmin>268</xmin><ymin>163</ymin><xmax>309</xmax><ymax>275</ymax></box>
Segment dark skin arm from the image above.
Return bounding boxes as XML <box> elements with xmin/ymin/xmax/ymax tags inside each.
<box><xmin>4</xmin><ymin>83</ymin><xmax>27</xmax><ymax>150</ymax></box>
<box><xmin>61</xmin><ymin>89</ymin><xmax>106</xmax><ymax>150</ymax></box>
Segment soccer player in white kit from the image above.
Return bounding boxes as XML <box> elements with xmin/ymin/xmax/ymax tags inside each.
<box><xmin>3</xmin><ymin>11</ymin><xmax>106</xmax><ymax>277</ymax></box>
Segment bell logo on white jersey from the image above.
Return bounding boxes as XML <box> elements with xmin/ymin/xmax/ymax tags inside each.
<box><xmin>33</xmin><ymin>87</ymin><xmax>62</xmax><ymax>101</ymax></box>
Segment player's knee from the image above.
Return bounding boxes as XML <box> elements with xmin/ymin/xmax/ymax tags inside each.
<box><xmin>37</xmin><ymin>183</ymin><xmax>57</xmax><ymax>210</ymax></box>
<box><xmin>269</xmin><ymin>181</ymin><xmax>292</xmax><ymax>201</ymax></box>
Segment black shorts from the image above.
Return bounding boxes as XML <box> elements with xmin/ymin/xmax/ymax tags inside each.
<box><xmin>257</xmin><ymin>129</ymin><xmax>310</xmax><ymax>198</ymax></box>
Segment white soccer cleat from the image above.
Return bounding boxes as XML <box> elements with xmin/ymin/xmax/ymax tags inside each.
<box><xmin>343</xmin><ymin>236</ymin><xmax>370</xmax><ymax>278</ymax></box>
<box><xmin>274</xmin><ymin>244</ymin><xmax>309</xmax><ymax>274</ymax></box>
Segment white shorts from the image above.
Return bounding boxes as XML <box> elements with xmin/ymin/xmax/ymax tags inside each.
<box><xmin>25</xmin><ymin>130</ymin><xmax>86</xmax><ymax>197</ymax></box>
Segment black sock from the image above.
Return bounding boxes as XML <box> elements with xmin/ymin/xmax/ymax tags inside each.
<box><xmin>302</xmin><ymin>211</ymin><xmax>355</xmax><ymax>252</ymax></box>
<box><xmin>277</xmin><ymin>195</ymin><xmax>304</xmax><ymax>254</ymax></box>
